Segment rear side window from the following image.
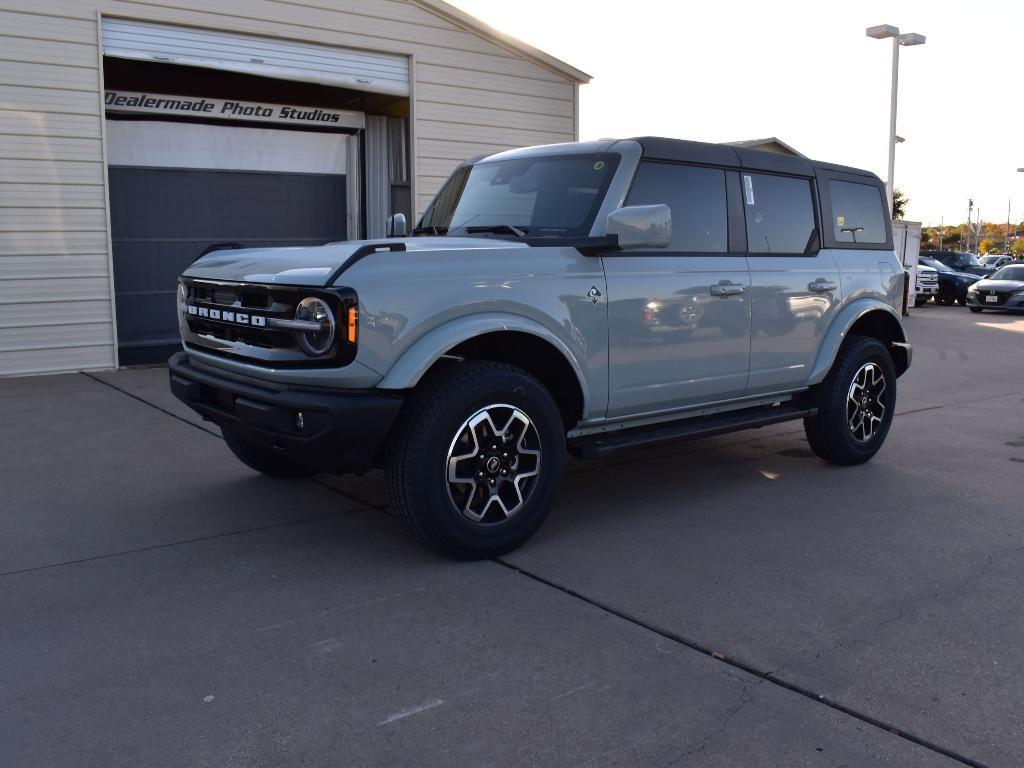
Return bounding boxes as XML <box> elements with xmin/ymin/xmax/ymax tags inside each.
<box><xmin>742</xmin><ymin>173</ymin><xmax>816</xmax><ymax>254</ymax></box>
<box><xmin>829</xmin><ymin>180</ymin><xmax>887</xmax><ymax>244</ymax></box>
<box><xmin>626</xmin><ymin>161</ymin><xmax>728</xmax><ymax>252</ymax></box>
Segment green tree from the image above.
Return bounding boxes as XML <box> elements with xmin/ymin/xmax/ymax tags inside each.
<box><xmin>892</xmin><ymin>188</ymin><xmax>908</xmax><ymax>220</ymax></box>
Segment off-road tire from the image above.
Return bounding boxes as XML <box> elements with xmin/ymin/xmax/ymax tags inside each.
<box><xmin>222</xmin><ymin>429</ymin><xmax>315</xmax><ymax>478</ymax></box>
<box><xmin>804</xmin><ymin>335</ymin><xmax>896</xmax><ymax>466</ymax></box>
<box><xmin>386</xmin><ymin>361</ymin><xmax>566</xmax><ymax>560</ymax></box>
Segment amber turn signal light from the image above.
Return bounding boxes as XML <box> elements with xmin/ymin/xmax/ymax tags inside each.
<box><xmin>346</xmin><ymin>305</ymin><xmax>358</xmax><ymax>343</ymax></box>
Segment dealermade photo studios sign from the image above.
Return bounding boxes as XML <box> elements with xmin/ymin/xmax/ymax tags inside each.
<box><xmin>104</xmin><ymin>91</ymin><xmax>365</xmax><ymax>130</ymax></box>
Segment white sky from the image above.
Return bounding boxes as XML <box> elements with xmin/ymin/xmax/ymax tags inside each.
<box><xmin>450</xmin><ymin>0</ymin><xmax>1023</xmax><ymax>227</ymax></box>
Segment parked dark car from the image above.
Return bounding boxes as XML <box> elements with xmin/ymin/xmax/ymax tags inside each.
<box><xmin>920</xmin><ymin>250</ymin><xmax>994</xmax><ymax>277</ymax></box>
<box><xmin>918</xmin><ymin>255</ymin><xmax>980</xmax><ymax>306</ymax></box>
<box><xmin>966</xmin><ymin>263</ymin><xmax>1024</xmax><ymax>313</ymax></box>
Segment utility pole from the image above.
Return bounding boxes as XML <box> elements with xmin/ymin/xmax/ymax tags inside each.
<box><xmin>966</xmin><ymin>199</ymin><xmax>973</xmax><ymax>252</ymax></box>
<box><xmin>1008</xmin><ymin>198</ymin><xmax>1012</xmax><ymax>253</ymax></box>
<box><xmin>939</xmin><ymin>216</ymin><xmax>944</xmax><ymax>251</ymax></box>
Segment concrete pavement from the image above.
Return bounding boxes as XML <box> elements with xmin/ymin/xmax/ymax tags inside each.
<box><xmin>3</xmin><ymin>307</ymin><xmax>1023</xmax><ymax>766</ymax></box>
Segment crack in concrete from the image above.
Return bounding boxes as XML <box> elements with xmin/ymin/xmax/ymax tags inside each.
<box><xmin>0</xmin><ymin>509</ymin><xmax>367</xmax><ymax>578</ymax></box>
<box><xmin>668</xmin><ymin>683</ymin><xmax>755</xmax><ymax>766</ymax></box>
<box><xmin>810</xmin><ymin>544</ymin><xmax>1024</xmax><ymax>666</ymax></box>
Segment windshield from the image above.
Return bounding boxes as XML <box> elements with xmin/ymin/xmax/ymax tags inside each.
<box><xmin>418</xmin><ymin>153</ymin><xmax>620</xmax><ymax>238</ymax></box>
<box><xmin>980</xmin><ymin>255</ymin><xmax>1002</xmax><ymax>265</ymax></box>
<box><xmin>921</xmin><ymin>256</ymin><xmax>954</xmax><ymax>273</ymax></box>
<box><xmin>992</xmin><ymin>265</ymin><xmax>1024</xmax><ymax>281</ymax></box>
<box><xmin>955</xmin><ymin>252</ymin><xmax>982</xmax><ymax>267</ymax></box>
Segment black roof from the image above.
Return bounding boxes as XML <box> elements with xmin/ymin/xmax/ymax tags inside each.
<box><xmin>629</xmin><ymin>136</ymin><xmax>879</xmax><ymax>180</ymax></box>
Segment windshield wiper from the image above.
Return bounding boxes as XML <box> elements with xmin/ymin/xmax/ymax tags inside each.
<box><xmin>412</xmin><ymin>225</ymin><xmax>447</xmax><ymax>235</ymax></box>
<box><xmin>464</xmin><ymin>224</ymin><xmax>529</xmax><ymax>237</ymax></box>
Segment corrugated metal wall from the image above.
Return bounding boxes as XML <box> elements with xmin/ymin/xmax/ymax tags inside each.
<box><xmin>0</xmin><ymin>0</ymin><xmax>580</xmax><ymax>375</ymax></box>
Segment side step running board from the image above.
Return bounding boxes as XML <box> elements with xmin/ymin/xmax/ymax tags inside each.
<box><xmin>569</xmin><ymin>402</ymin><xmax>817</xmax><ymax>459</ymax></box>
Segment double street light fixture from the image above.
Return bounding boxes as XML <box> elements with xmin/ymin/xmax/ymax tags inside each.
<box><xmin>866</xmin><ymin>24</ymin><xmax>926</xmax><ymax>215</ymax></box>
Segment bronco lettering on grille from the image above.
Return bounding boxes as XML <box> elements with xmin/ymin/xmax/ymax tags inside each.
<box><xmin>187</xmin><ymin>305</ymin><xmax>267</xmax><ymax>327</ymax></box>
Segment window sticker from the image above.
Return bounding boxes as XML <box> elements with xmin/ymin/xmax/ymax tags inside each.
<box><xmin>743</xmin><ymin>174</ymin><xmax>755</xmax><ymax>205</ymax></box>
<box><xmin>593</xmin><ymin>160</ymin><xmax>605</xmax><ymax>171</ymax></box>
<box><xmin>837</xmin><ymin>215</ymin><xmax>846</xmax><ymax>227</ymax></box>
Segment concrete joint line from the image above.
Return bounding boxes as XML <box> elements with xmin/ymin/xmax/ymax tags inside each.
<box><xmin>493</xmin><ymin>558</ymin><xmax>992</xmax><ymax>768</ymax></box>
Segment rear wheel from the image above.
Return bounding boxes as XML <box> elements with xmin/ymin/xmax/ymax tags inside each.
<box><xmin>804</xmin><ymin>336</ymin><xmax>896</xmax><ymax>465</ymax></box>
<box><xmin>222</xmin><ymin>430</ymin><xmax>315</xmax><ymax>478</ymax></box>
<box><xmin>386</xmin><ymin>361</ymin><xmax>566</xmax><ymax>559</ymax></box>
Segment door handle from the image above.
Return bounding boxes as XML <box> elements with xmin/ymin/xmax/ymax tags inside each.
<box><xmin>710</xmin><ymin>283</ymin><xmax>745</xmax><ymax>297</ymax></box>
<box><xmin>808</xmin><ymin>280</ymin><xmax>838</xmax><ymax>293</ymax></box>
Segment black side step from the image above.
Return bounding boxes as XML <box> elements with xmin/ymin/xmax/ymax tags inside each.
<box><xmin>569</xmin><ymin>401</ymin><xmax>817</xmax><ymax>459</ymax></box>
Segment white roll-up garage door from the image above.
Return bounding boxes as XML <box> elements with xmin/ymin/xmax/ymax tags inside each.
<box><xmin>102</xmin><ymin>18</ymin><xmax>410</xmax><ymax>97</ymax></box>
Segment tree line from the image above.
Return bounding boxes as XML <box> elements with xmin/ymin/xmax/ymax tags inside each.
<box><xmin>920</xmin><ymin>221</ymin><xmax>1024</xmax><ymax>255</ymax></box>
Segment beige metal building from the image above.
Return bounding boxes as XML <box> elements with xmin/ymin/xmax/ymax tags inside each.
<box><xmin>0</xmin><ymin>0</ymin><xmax>589</xmax><ymax>374</ymax></box>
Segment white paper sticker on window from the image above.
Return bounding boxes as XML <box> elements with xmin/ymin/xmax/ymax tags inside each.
<box><xmin>743</xmin><ymin>174</ymin><xmax>755</xmax><ymax>205</ymax></box>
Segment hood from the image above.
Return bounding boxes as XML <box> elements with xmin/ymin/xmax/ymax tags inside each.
<box><xmin>958</xmin><ymin>265</ymin><xmax>994</xmax><ymax>277</ymax></box>
<box><xmin>182</xmin><ymin>236</ymin><xmax>530</xmax><ymax>286</ymax></box>
<box><xmin>972</xmin><ymin>278</ymin><xmax>1024</xmax><ymax>292</ymax></box>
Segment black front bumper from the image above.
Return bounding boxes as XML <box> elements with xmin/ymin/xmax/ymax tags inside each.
<box><xmin>168</xmin><ymin>352</ymin><xmax>403</xmax><ymax>474</ymax></box>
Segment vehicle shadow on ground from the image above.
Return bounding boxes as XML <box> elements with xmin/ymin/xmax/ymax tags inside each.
<box><xmin>318</xmin><ymin>423</ymin><xmax>839</xmax><ymax>554</ymax></box>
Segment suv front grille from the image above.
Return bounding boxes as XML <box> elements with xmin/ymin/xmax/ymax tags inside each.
<box><xmin>180</xmin><ymin>278</ymin><xmax>357</xmax><ymax>368</ymax></box>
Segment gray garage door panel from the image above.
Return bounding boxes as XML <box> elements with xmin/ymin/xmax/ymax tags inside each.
<box><xmin>109</xmin><ymin>167</ymin><xmax>346</xmax><ymax>364</ymax></box>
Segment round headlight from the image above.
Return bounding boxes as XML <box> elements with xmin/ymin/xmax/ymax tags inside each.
<box><xmin>294</xmin><ymin>297</ymin><xmax>335</xmax><ymax>356</ymax></box>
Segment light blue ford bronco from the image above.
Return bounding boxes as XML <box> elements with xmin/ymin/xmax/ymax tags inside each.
<box><xmin>170</xmin><ymin>137</ymin><xmax>911</xmax><ymax>558</ymax></box>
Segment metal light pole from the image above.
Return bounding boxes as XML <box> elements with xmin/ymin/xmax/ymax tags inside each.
<box><xmin>1015</xmin><ymin>169</ymin><xmax>1024</xmax><ymax>257</ymax></box>
<box><xmin>866</xmin><ymin>25</ymin><xmax>926</xmax><ymax>215</ymax></box>
<box><xmin>1008</xmin><ymin>198</ymin><xmax>1012</xmax><ymax>253</ymax></box>
<box><xmin>966</xmin><ymin>199</ymin><xmax>973</xmax><ymax>253</ymax></box>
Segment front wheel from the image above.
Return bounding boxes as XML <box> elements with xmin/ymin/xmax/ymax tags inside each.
<box><xmin>804</xmin><ymin>336</ymin><xmax>896</xmax><ymax>465</ymax></box>
<box><xmin>386</xmin><ymin>361</ymin><xmax>566</xmax><ymax>559</ymax></box>
<box><xmin>936</xmin><ymin>286</ymin><xmax>956</xmax><ymax>306</ymax></box>
<box><xmin>969</xmin><ymin>306</ymin><xmax>983</xmax><ymax>314</ymax></box>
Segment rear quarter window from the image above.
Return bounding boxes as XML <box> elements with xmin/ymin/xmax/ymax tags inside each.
<box><xmin>829</xmin><ymin>180</ymin><xmax>887</xmax><ymax>244</ymax></box>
